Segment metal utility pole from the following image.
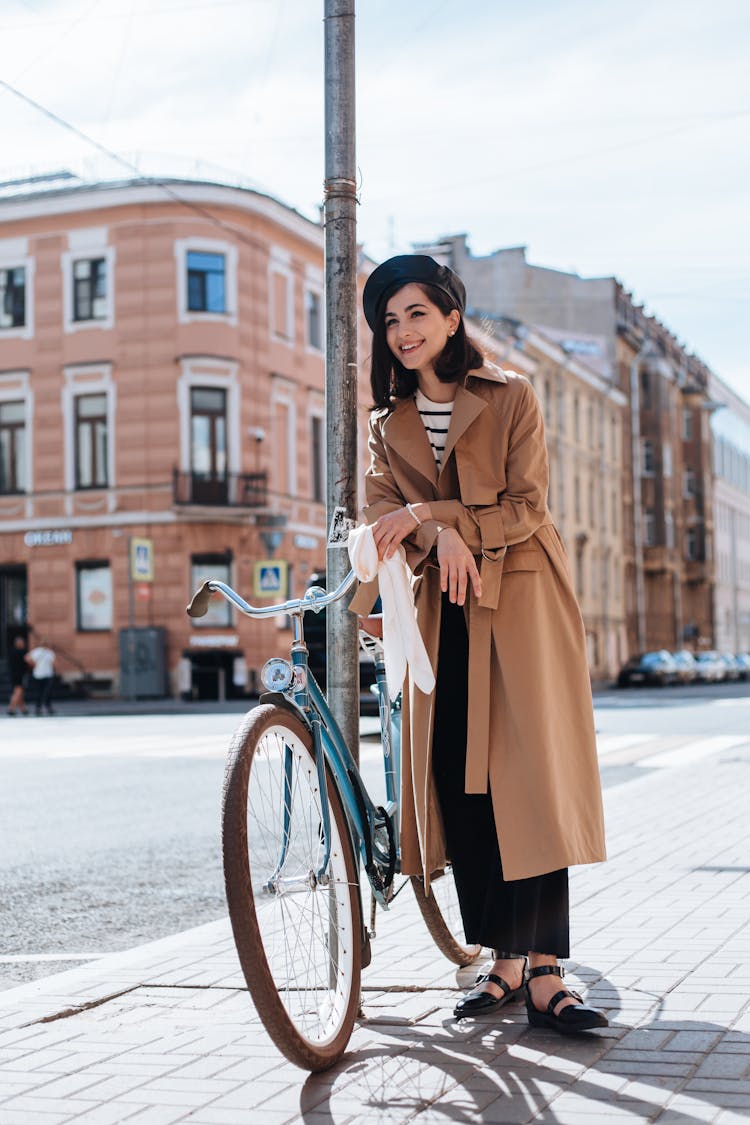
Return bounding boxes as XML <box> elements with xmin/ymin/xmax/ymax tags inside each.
<box><xmin>323</xmin><ymin>0</ymin><xmax>359</xmax><ymax>762</ymax></box>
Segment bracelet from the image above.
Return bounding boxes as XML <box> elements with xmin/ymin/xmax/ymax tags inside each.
<box><xmin>406</xmin><ymin>503</ymin><xmax>422</xmax><ymax>527</ymax></box>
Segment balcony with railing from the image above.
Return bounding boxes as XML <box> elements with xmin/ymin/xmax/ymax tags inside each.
<box><xmin>172</xmin><ymin>468</ymin><xmax>267</xmax><ymax>508</ymax></box>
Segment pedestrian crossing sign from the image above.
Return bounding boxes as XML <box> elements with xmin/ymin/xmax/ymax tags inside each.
<box><xmin>253</xmin><ymin>559</ymin><xmax>288</xmax><ymax>600</ymax></box>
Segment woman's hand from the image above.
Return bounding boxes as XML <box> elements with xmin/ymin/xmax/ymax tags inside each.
<box><xmin>372</xmin><ymin>505</ymin><xmax>427</xmax><ymax>560</ymax></box>
<box><xmin>437</xmin><ymin>528</ymin><xmax>482</xmax><ymax>606</ymax></box>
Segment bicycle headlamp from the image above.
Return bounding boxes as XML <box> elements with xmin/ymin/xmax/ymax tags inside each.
<box><xmin>261</xmin><ymin>658</ymin><xmax>293</xmax><ymax>692</ymax></box>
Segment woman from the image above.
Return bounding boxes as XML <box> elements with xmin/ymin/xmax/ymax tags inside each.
<box><xmin>350</xmin><ymin>254</ymin><xmax>608</xmax><ymax>1033</ymax></box>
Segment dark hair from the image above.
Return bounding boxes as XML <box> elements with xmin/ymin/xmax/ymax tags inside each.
<box><xmin>368</xmin><ymin>282</ymin><xmax>484</xmax><ymax>410</ymax></box>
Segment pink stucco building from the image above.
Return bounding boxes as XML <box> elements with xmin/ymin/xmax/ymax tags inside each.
<box><xmin>0</xmin><ymin>176</ymin><xmax>372</xmax><ymax>698</ymax></box>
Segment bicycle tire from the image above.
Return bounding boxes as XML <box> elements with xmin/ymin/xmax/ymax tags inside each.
<box><xmin>222</xmin><ymin>704</ymin><xmax>362</xmax><ymax>1071</ymax></box>
<box><xmin>410</xmin><ymin>870</ymin><xmax>482</xmax><ymax>967</ymax></box>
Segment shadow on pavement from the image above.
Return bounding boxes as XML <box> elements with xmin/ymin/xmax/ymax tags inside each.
<box><xmin>298</xmin><ymin>968</ymin><xmax>747</xmax><ymax>1123</ymax></box>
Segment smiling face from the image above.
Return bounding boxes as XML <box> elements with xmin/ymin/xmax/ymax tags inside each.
<box><xmin>383</xmin><ymin>283</ymin><xmax>460</xmax><ymax>381</ymax></box>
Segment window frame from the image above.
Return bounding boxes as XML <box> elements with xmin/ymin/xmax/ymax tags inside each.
<box><xmin>76</xmin><ymin>560</ymin><xmax>113</xmax><ymax>632</ymax></box>
<box><xmin>0</xmin><ymin>239</ymin><xmax>34</xmax><ymax>340</ymax></box>
<box><xmin>174</xmin><ymin>238</ymin><xmax>238</xmax><ymax>326</ymax></box>
<box><xmin>186</xmin><ymin>250</ymin><xmax>227</xmax><ymax>315</ymax></box>
<box><xmin>62</xmin><ymin>239</ymin><xmax>115</xmax><ymax>333</ymax></box>
<box><xmin>177</xmin><ymin>358</ymin><xmax>240</xmax><ymax>477</ymax></box>
<box><xmin>62</xmin><ymin>364</ymin><xmax>116</xmax><ymax>500</ymax></box>
<box><xmin>0</xmin><ymin>398</ymin><xmax>27</xmax><ymax>495</ymax></box>
<box><xmin>269</xmin><ymin>250</ymin><xmax>295</xmax><ymax>345</ymax></box>
<box><xmin>309</xmin><ymin>407</ymin><xmax>325</xmax><ymax>503</ymax></box>
<box><xmin>74</xmin><ymin>391</ymin><xmax>109</xmax><ymax>490</ymax></box>
<box><xmin>304</xmin><ymin>286</ymin><xmax>323</xmax><ymax>352</ymax></box>
<box><xmin>190</xmin><ymin>553</ymin><xmax>233</xmax><ymax>628</ymax></box>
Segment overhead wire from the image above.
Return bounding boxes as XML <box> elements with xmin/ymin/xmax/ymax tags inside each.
<box><xmin>0</xmin><ymin>77</ymin><xmax>316</xmax><ymax>256</ymax></box>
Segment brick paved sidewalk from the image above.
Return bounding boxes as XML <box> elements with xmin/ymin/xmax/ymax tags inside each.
<box><xmin>1</xmin><ymin>742</ymin><xmax>749</xmax><ymax>1124</ymax></box>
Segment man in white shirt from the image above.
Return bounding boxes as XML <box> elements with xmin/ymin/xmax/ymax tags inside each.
<box><xmin>26</xmin><ymin>640</ymin><xmax>56</xmax><ymax>716</ymax></box>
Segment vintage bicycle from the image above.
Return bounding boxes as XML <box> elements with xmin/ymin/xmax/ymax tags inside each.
<box><xmin>187</xmin><ymin>570</ymin><xmax>480</xmax><ymax>1072</ymax></box>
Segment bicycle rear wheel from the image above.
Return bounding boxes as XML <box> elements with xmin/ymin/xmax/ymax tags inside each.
<box><xmin>222</xmin><ymin>704</ymin><xmax>362</xmax><ymax>1071</ymax></box>
<box><xmin>410</xmin><ymin>869</ymin><xmax>482</xmax><ymax>966</ymax></box>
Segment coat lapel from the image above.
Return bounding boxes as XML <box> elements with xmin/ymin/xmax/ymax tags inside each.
<box><xmin>382</xmin><ymin>397</ymin><xmax>438</xmax><ymax>489</ymax></box>
<box><xmin>438</xmin><ymin>383</ymin><xmax>487</xmax><ymax>479</ymax></box>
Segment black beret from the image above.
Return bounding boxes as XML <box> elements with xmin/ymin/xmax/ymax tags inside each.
<box><xmin>362</xmin><ymin>254</ymin><xmax>466</xmax><ymax>330</ymax></box>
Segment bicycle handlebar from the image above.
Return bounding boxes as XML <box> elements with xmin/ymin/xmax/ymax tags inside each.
<box><xmin>186</xmin><ymin>568</ymin><xmax>359</xmax><ymax>620</ymax></box>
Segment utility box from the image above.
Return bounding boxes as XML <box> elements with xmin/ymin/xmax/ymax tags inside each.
<box><xmin>119</xmin><ymin>627</ymin><xmax>167</xmax><ymax>698</ymax></box>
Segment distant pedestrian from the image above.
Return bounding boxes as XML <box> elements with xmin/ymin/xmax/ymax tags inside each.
<box><xmin>7</xmin><ymin>636</ymin><xmax>30</xmax><ymax>716</ymax></box>
<box><xmin>26</xmin><ymin>639</ymin><xmax>56</xmax><ymax>716</ymax></box>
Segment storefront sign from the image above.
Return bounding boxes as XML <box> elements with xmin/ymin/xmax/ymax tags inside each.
<box><xmin>189</xmin><ymin>635</ymin><xmax>240</xmax><ymax>648</ymax></box>
<box><xmin>24</xmin><ymin>529</ymin><xmax>73</xmax><ymax>547</ymax></box>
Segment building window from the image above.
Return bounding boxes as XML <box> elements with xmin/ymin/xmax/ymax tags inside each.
<box><xmin>686</xmin><ymin>527</ymin><xmax>699</xmax><ymax>561</ymax></box>
<box><xmin>588</xmin><ymin>479</ymin><xmax>596</xmax><ymax>529</ymax></box>
<box><xmin>174</xmin><ymin>239</ymin><xmax>237</xmax><ymax>324</ymax></box>
<box><xmin>574</xmin><ymin>476</ymin><xmax>581</xmax><ymax>522</ymax></box>
<box><xmin>642</xmin><ymin>439</ymin><xmax>655</xmax><ymax>476</ymax></box>
<box><xmin>75</xmin><ymin>393</ymin><xmax>108</xmax><ymax>489</ymax></box>
<box><xmin>73</xmin><ymin>257</ymin><xmax>107</xmax><ymax>322</ymax></box>
<box><xmin>271</xmin><ymin>267</ymin><xmax>294</xmax><ymax>342</ymax></box>
<box><xmin>187</xmin><ymin>251</ymin><xmax>226</xmax><ymax>313</ymax></box>
<box><xmin>610</xmin><ymin>415</ymin><xmax>618</xmax><ymax>460</ymax></box>
<box><xmin>640</xmin><ymin>369</ymin><xmax>651</xmax><ymax>409</ymax></box>
<box><xmin>0</xmin><ymin>267</ymin><xmax>25</xmax><ymax>328</ymax></box>
<box><xmin>305</xmin><ymin>289</ymin><xmax>323</xmax><ymax>351</ymax></box>
<box><xmin>63</xmin><ymin>235</ymin><xmax>115</xmax><ymax>332</ymax></box>
<box><xmin>663</xmin><ymin>442</ymin><xmax>672</xmax><ymax>479</ymax></box>
<box><xmin>311</xmin><ymin>413</ymin><xmax>325</xmax><ymax>502</ymax></box>
<box><xmin>76</xmin><ymin>562</ymin><xmax>113</xmax><ymax>631</ymax></box>
<box><xmin>644</xmin><ymin>508</ymin><xmax>656</xmax><ymax>546</ymax></box>
<box><xmin>557</xmin><ymin>385</ymin><xmax>566</xmax><ymax>434</ymax></box>
<box><xmin>682</xmin><ymin>409</ymin><xmax>693</xmax><ymax>441</ymax></box>
<box><xmin>665</xmin><ymin>510</ymin><xmax>675</xmax><ymax>549</ymax></box>
<box><xmin>190</xmin><ymin>387</ymin><xmax>227</xmax><ymax>503</ymax></box>
<box><xmin>684</xmin><ymin>466</ymin><xmax>696</xmax><ymax>498</ymax></box>
<box><xmin>573</xmin><ymin>395</ymin><xmax>580</xmax><ymax>443</ymax></box>
<box><xmin>190</xmin><ymin>554</ymin><xmax>232</xmax><ymax>627</ymax></box>
<box><xmin>0</xmin><ymin>400</ymin><xmax>26</xmax><ymax>494</ymax></box>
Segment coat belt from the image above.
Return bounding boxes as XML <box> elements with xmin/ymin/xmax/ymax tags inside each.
<box><xmin>464</xmin><ymin>543</ymin><xmax>505</xmax><ymax>794</ymax></box>
<box><xmin>462</xmin><ymin>505</ymin><xmax>508</xmax><ymax>793</ymax></box>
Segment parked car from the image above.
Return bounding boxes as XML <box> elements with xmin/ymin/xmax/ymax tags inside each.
<box><xmin>616</xmin><ymin>651</ymin><xmax>679</xmax><ymax>687</ymax></box>
<box><xmin>671</xmin><ymin>650</ymin><xmax>698</xmax><ymax>685</ymax></box>
<box><xmin>720</xmin><ymin>653</ymin><xmax>743</xmax><ymax>682</ymax></box>
<box><xmin>693</xmin><ymin>651</ymin><xmax>726</xmax><ymax>683</ymax></box>
<box><xmin>735</xmin><ymin>653</ymin><xmax>750</xmax><ymax>681</ymax></box>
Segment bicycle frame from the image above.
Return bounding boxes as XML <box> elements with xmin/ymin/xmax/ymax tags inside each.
<box><xmin>187</xmin><ymin>571</ymin><xmax>400</xmax><ymax>906</ymax></box>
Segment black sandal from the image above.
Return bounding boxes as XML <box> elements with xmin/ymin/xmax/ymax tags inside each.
<box><xmin>525</xmin><ymin>964</ymin><xmax>608</xmax><ymax>1034</ymax></box>
<box><xmin>454</xmin><ymin>954</ymin><xmax>526</xmax><ymax>1018</ymax></box>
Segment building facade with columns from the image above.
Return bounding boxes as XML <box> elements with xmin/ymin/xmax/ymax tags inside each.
<box><xmin>467</xmin><ymin>314</ymin><xmax>628</xmax><ymax>680</ymax></box>
<box><xmin>709</xmin><ymin>373</ymin><xmax>750</xmax><ymax>654</ymax></box>
<box><xmin>418</xmin><ymin>235</ymin><xmax>717</xmax><ymax>658</ymax></box>
<box><xmin>0</xmin><ymin>175</ymin><xmax>374</xmax><ymax>699</ymax></box>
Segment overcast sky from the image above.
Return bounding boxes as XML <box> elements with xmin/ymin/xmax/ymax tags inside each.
<box><xmin>1</xmin><ymin>0</ymin><xmax>748</xmax><ymax>398</ymax></box>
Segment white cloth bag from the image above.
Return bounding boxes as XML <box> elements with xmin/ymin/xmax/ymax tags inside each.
<box><xmin>347</xmin><ymin>523</ymin><xmax>435</xmax><ymax>697</ymax></box>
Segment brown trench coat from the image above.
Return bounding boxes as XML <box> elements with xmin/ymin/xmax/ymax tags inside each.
<box><xmin>349</xmin><ymin>362</ymin><xmax>607</xmax><ymax>886</ymax></box>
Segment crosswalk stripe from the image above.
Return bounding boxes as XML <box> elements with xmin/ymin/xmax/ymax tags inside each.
<box><xmin>637</xmin><ymin>735</ymin><xmax>749</xmax><ymax>768</ymax></box>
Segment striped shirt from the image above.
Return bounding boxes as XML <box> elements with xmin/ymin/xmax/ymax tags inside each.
<box><xmin>415</xmin><ymin>389</ymin><xmax>454</xmax><ymax>470</ymax></box>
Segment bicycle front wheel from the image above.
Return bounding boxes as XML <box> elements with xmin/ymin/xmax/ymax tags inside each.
<box><xmin>410</xmin><ymin>868</ymin><xmax>482</xmax><ymax>966</ymax></box>
<box><xmin>222</xmin><ymin>704</ymin><xmax>362</xmax><ymax>1071</ymax></box>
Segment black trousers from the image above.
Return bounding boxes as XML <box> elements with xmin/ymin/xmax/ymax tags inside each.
<box><xmin>431</xmin><ymin>596</ymin><xmax>570</xmax><ymax>957</ymax></box>
<box><xmin>34</xmin><ymin>677</ymin><xmax>54</xmax><ymax>713</ymax></box>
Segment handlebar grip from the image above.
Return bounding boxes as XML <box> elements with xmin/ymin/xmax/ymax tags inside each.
<box><xmin>186</xmin><ymin>581</ymin><xmax>213</xmax><ymax>618</ymax></box>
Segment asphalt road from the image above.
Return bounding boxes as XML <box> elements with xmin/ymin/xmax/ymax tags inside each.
<box><xmin>1</xmin><ymin>682</ymin><xmax>748</xmax><ymax>991</ymax></box>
